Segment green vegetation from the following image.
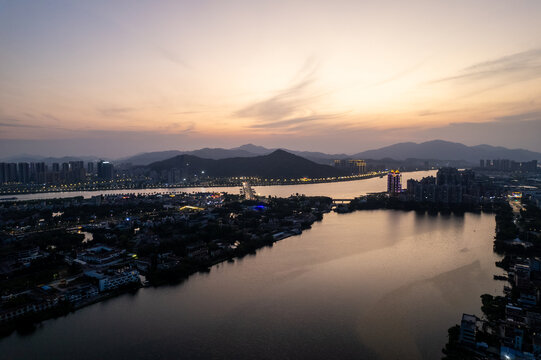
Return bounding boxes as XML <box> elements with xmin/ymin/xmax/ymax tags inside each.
<box><xmin>480</xmin><ymin>294</ymin><xmax>506</xmax><ymax>323</ymax></box>
<box><xmin>441</xmin><ymin>325</ymin><xmax>477</xmax><ymax>360</ymax></box>
<box><xmin>494</xmin><ymin>202</ymin><xmax>518</xmax><ymax>242</ymax></box>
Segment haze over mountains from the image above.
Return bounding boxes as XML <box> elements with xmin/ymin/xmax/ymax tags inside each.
<box><xmin>147</xmin><ymin>150</ymin><xmax>346</xmax><ymax>179</ymax></box>
<box><xmin>2</xmin><ymin>140</ymin><xmax>540</xmax><ymax>165</ymax></box>
<box><xmin>120</xmin><ymin>144</ymin><xmax>348</xmax><ymax>166</ymax></box>
<box><xmin>127</xmin><ymin>140</ymin><xmax>541</xmax><ymax>166</ymax></box>
<box><xmin>353</xmin><ymin>140</ymin><xmax>541</xmax><ymax>163</ymax></box>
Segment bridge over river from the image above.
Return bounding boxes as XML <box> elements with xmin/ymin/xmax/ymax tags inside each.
<box><xmin>331</xmin><ymin>198</ymin><xmax>354</xmax><ymax>204</ymax></box>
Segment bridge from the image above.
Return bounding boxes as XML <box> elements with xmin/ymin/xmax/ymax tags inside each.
<box><xmin>331</xmin><ymin>198</ymin><xmax>354</xmax><ymax>204</ymax></box>
<box><xmin>241</xmin><ymin>181</ymin><xmax>256</xmax><ymax>200</ymax></box>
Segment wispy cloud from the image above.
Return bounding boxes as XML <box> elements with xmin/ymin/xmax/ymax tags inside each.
<box><xmin>158</xmin><ymin>47</ymin><xmax>191</xmax><ymax>68</ymax></box>
<box><xmin>234</xmin><ymin>58</ymin><xmax>343</xmax><ymax>131</ymax></box>
<box><xmin>250</xmin><ymin>112</ymin><xmax>346</xmax><ymax>129</ymax></box>
<box><xmin>0</xmin><ymin>117</ymin><xmax>42</xmax><ymax>128</ymax></box>
<box><xmin>417</xmin><ymin>108</ymin><xmax>469</xmax><ymax>117</ymax></box>
<box><xmin>0</xmin><ymin>121</ymin><xmax>41</xmax><ymax>128</ymax></box>
<box><xmin>371</xmin><ymin>60</ymin><xmax>426</xmax><ymax>87</ymax></box>
<box><xmin>431</xmin><ymin>48</ymin><xmax>541</xmax><ymax>85</ymax></box>
<box><xmin>0</xmin><ymin>116</ymin><xmax>73</xmax><ymax>131</ymax></box>
<box><xmin>164</xmin><ymin>121</ymin><xmax>196</xmax><ymax>134</ymax></box>
<box><xmin>97</xmin><ymin>106</ymin><xmax>136</xmax><ymax>117</ymax></box>
<box><xmin>235</xmin><ymin>77</ymin><xmax>316</xmax><ymax>122</ymax></box>
<box><xmin>494</xmin><ymin>110</ymin><xmax>541</xmax><ymax>123</ymax></box>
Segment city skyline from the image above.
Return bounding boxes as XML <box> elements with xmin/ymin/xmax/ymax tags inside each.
<box><xmin>1</xmin><ymin>0</ymin><xmax>541</xmax><ymax>157</ymax></box>
<box><xmin>2</xmin><ymin>2</ymin><xmax>541</xmax><ymax>359</ymax></box>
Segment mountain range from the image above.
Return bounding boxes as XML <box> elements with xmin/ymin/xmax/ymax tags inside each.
<box><xmin>120</xmin><ymin>144</ymin><xmax>348</xmax><ymax>165</ymax></box>
<box><xmin>126</xmin><ymin>140</ymin><xmax>541</xmax><ymax>166</ymax></box>
<box><xmin>147</xmin><ymin>149</ymin><xmax>347</xmax><ymax>178</ymax></box>
<box><xmin>2</xmin><ymin>140</ymin><xmax>540</xmax><ymax>165</ymax></box>
<box><xmin>352</xmin><ymin>140</ymin><xmax>541</xmax><ymax>163</ymax></box>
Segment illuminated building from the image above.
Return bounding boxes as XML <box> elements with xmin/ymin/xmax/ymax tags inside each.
<box><xmin>333</xmin><ymin>159</ymin><xmax>366</xmax><ymax>174</ymax></box>
<box><xmin>387</xmin><ymin>170</ymin><xmax>401</xmax><ymax>194</ymax></box>
<box><xmin>97</xmin><ymin>160</ymin><xmax>114</xmax><ymax>180</ymax></box>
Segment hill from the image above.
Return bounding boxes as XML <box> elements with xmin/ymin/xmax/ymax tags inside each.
<box><xmin>147</xmin><ymin>149</ymin><xmax>346</xmax><ymax>178</ymax></box>
<box><xmin>353</xmin><ymin>140</ymin><xmax>541</xmax><ymax>163</ymax></box>
<box><xmin>122</xmin><ymin>148</ymin><xmax>256</xmax><ymax>165</ymax></box>
<box><xmin>123</xmin><ymin>144</ymin><xmax>348</xmax><ymax>165</ymax></box>
<box><xmin>10</xmin><ymin>140</ymin><xmax>538</xmax><ymax>166</ymax></box>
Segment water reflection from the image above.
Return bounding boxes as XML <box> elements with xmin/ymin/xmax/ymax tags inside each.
<box><xmin>4</xmin><ymin>170</ymin><xmax>437</xmax><ymax>201</ymax></box>
<box><xmin>0</xmin><ymin>210</ymin><xmax>501</xmax><ymax>360</ymax></box>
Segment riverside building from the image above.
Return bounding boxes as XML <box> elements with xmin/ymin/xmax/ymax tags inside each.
<box><xmin>387</xmin><ymin>170</ymin><xmax>402</xmax><ymax>194</ymax></box>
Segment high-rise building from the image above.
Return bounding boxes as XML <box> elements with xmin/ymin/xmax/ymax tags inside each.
<box><xmin>97</xmin><ymin>160</ymin><xmax>114</xmax><ymax>181</ymax></box>
<box><xmin>406</xmin><ymin>168</ymin><xmax>479</xmax><ymax>204</ymax></box>
<box><xmin>0</xmin><ymin>163</ymin><xmax>7</xmax><ymax>184</ymax></box>
<box><xmin>521</xmin><ymin>160</ymin><xmax>538</xmax><ymax>172</ymax></box>
<box><xmin>387</xmin><ymin>170</ymin><xmax>402</xmax><ymax>194</ymax></box>
<box><xmin>501</xmin><ymin>159</ymin><xmax>510</xmax><ymax>171</ymax></box>
<box><xmin>17</xmin><ymin>162</ymin><xmax>30</xmax><ymax>183</ymax></box>
<box><xmin>333</xmin><ymin>159</ymin><xmax>366</xmax><ymax>175</ymax></box>
<box><xmin>87</xmin><ymin>162</ymin><xmax>95</xmax><ymax>174</ymax></box>
<box><xmin>436</xmin><ymin>167</ymin><xmax>460</xmax><ymax>186</ymax></box>
<box><xmin>35</xmin><ymin>162</ymin><xmax>47</xmax><ymax>183</ymax></box>
<box><xmin>69</xmin><ymin>161</ymin><xmax>86</xmax><ymax>182</ymax></box>
<box><xmin>480</xmin><ymin>159</ymin><xmax>537</xmax><ymax>173</ymax></box>
<box><xmin>6</xmin><ymin>163</ymin><xmax>17</xmax><ymax>183</ymax></box>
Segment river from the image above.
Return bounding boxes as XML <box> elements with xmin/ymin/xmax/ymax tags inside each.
<box><xmin>0</xmin><ymin>170</ymin><xmax>503</xmax><ymax>359</ymax></box>
<box><xmin>1</xmin><ymin>170</ymin><xmax>436</xmax><ymax>201</ymax></box>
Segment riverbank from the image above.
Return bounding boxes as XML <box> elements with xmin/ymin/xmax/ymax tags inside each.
<box><xmin>442</xmin><ymin>200</ymin><xmax>541</xmax><ymax>359</ymax></box>
<box><xmin>0</xmin><ymin>171</ymin><xmax>387</xmax><ymax>196</ymax></box>
<box><xmin>0</xmin><ymin>284</ymin><xmax>139</xmax><ymax>339</ymax></box>
<box><xmin>0</xmin><ymin>170</ymin><xmax>439</xmax><ymax>203</ymax></box>
<box><xmin>333</xmin><ymin>192</ymin><xmax>500</xmax><ymax>214</ymax></box>
<box><xmin>0</xmin><ymin>194</ymin><xmax>332</xmax><ymax>338</ymax></box>
<box><xmin>0</xmin><ymin>208</ymin><xmax>500</xmax><ymax>360</ymax></box>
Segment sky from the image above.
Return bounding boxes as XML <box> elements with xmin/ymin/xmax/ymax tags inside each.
<box><xmin>1</xmin><ymin>0</ymin><xmax>541</xmax><ymax>158</ymax></box>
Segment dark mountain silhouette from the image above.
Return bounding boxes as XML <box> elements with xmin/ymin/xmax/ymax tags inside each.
<box><xmin>231</xmin><ymin>143</ymin><xmax>270</xmax><ymax>155</ymax></box>
<box><xmin>231</xmin><ymin>144</ymin><xmax>349</xmax><ymax>163</ymax></box>
<box><xmin>14</xmin><ymin>140</ymin><xmax>537</xmax><ymax>166</ymax></box>
<box><xmin>147</xmin><ymin>149</ymin><xmax>346</xmax><ymax>178</ymax></box>
<box><xmin>123</xmin><ymin>144</ymin><xmax>348</xmax><ymax>165</ymax></box>
<box><xmin>352</xmin><ymin>140</ymin><xmax>541</xmax><ymax>163</ymax></box>
<box><xmin>121</xmin><ymin>148</ymin><xmax>257</xmax><ymax>165</ymax></box>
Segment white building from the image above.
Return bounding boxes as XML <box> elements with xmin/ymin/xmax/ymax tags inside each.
<box><xmin>85</xmin><ymin>269</ymin><xmax>140</xmax><ymax>292</ymax></box>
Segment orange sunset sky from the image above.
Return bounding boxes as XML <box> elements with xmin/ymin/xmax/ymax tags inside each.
<box><xmin>1</xmin><ymin>0</ymin><xmax>541</xmax><ymax>157</ymax></box>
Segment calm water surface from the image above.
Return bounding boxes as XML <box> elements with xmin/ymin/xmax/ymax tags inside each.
<box><xmin>1</xmin><ymin>209</ymin><xmax>501</xmax><ymax>360</ymax></box>
<box><xmin>2</xmin><ymin>170</ymin><xmax>437</xmax><ymax>201</ymax></box>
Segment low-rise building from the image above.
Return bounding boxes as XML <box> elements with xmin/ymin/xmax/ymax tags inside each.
<box><xmin>64</xmin><ymin>284</ymin><xmax>99</xmax><ymax>304</ymax></box>
<box><xmin>85</xmin><ymin>269</ymin><xmax>140</xmax><ymax>292</ymax></box>
<box><xmin>78</xmin><ymin>245</ymin><xmax>125</xmax><ymax>267</ymax></box>
<box><xmin>0</xmin><ymin>297</ymin><xmax>60</xmax><ymax>323</ymax></box>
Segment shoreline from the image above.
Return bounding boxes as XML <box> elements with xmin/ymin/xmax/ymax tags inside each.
<box><xmin>0</xmin><ymin>169</ymin><xmax>439</xmax><ymax>198</ymax></box>
<box><xmin>0</xmin><ymin>173</ymin><xmax>383</xmax><ymax>197</ymax></box>
<box><xmin>0</xmin><ymin>196</ymin><xmax>329</xmax><ymax>339</ymax></box>
<box><xmin>442</xmin><ymin>200</ymin><xmax>541</xmax><ymax>359</ymax></box>
<box><xmin>0</xmin><ymin>197</ymin><xmax>485</xmax><ymax>340</ymax></box>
